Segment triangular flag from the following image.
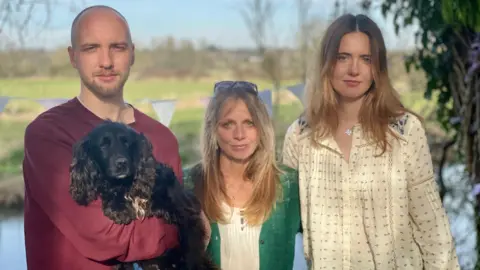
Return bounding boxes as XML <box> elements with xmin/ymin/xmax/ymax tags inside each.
<box><xmin>258</xmin><ymin>90</ymin><xmax>273</xmax><ymax>116</ymax></box>
<box><xmin>286</xmin><ymin>84</ymin><xmax>305</xmax><ymax>104</ymax></box>
<box><xmin>36</xmin><ymin>98</ymin><xmax>69</xmax><ymax>110</ymax></box>
<box><xmin>0</xmin><ymin>96</ymin><xmax>10</xmax><ymax>113</ymax></box>
<box><xmin>151</xmin><ymin>99</ymin><xmax>176</xmax><ymax>127</ymax></box>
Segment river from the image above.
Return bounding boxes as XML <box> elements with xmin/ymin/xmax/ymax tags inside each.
<box><xmin>0</xmin><ymin>215</ymin><xmax>25</xmax><ymax>269</ymax></box>
<box><xmin>0</xmin><ymin>164</ymin><xmax>475</xmax><ymax>269</ymax></box>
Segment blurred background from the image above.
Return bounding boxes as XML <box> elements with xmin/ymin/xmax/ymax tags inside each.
<box><xmin>0</xmin><ymin>0</ymin><xmax>478</xmax><ymax>269</ymax></box>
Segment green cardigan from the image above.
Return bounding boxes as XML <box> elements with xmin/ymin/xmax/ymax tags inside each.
<box><xmin>183</xmin><ymin>164</ymin><xmax>301</xmax><ymax>270</ymax></box>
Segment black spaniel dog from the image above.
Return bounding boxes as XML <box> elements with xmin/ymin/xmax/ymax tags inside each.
<box><xmin>68</xmin><ymin>120</ymin><xmax>216</xmax><ymax>270</ymax></box>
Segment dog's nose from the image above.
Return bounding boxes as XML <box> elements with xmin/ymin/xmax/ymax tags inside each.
<box><xmin>114</xmin><ymin>157</ymin><xmax>128</xmax><ymax>167</ymax></box>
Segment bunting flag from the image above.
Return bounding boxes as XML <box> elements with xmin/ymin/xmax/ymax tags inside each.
<box><xmin>286</xmin><ymin>83</ymin><xmax>306</xmax><ymax>104</ymax></box>
<box><xmin>36</xmin><ymin>98</ymin><xmax>69</xmax><ymax>110</ymax></box>
<box><xmin>0</xmin><ymin>96</ymin><xmax>9</xmax><ymax>113</ymax></box>
<box><xmin>151</xmin><ymin>99</ymin><xmax>176</xmax><ymax>127</ymax></box>
<box><xmin>258</xmin><ymin>90</ymin><xmax>273</xmax><ymax>116</ymax></box>
<box><xmin>0</xmin><ymin>82</ymin><xmax>305</xmax><ymax>121</ymax></box>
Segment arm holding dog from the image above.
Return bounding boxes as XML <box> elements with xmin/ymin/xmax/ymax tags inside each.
<box><xmin>23</xmin><ymin>120</ymin><xmax>179</xmax><ymax>263</ymax></box>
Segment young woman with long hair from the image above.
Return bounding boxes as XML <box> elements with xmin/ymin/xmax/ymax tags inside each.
<box><xmin>283</xmin><ymin>14</ymin><xmax>460</xmax><ymax>269</ymax></box>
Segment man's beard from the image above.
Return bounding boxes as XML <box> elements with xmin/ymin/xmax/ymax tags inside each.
<box><xmin>80</xmin><ymin>71</ymin><xmax>129</xmax><ymax>98</ymax></box>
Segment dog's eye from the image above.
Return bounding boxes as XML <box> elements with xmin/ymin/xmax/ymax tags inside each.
<box><xmin>119</xmin><ymin>136</ymin><xmax>129</xmax><ymax>146</ymax></box>
<box><xmin>100</xmin><ymin>137</ymin><xmax>111</xmax><ymax>147</ymax></box>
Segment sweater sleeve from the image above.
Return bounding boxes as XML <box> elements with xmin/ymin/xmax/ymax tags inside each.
<box><xmin>282</xmin><ymin>120</ymin><xmax>300</xmax><ymax>169</ymax></box>
<box><xmin>23</xmin><ymin>120</ymin><xmax>179</xmax><ymax>263</ymax></box>
<box><xmin>404</xmin><ymin>115</ymin><xmax>460</xmax><ymax>269</ymax></box>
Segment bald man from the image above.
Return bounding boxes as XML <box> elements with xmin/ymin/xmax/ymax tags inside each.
<box><xmin>23</xmin><ymin>5</ymin><xmax>183</xmax><ymax>270</ymax></box>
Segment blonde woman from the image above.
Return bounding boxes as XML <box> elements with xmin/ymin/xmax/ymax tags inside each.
<box><xmin>282</xmin><ymin>14</ymin><xmax>460</xmax><ymax>269</ymax></box>
<box><xmin>183</xmin><ymin>81</ymin><xmax>301</xmax><ymax>270</ymax></box>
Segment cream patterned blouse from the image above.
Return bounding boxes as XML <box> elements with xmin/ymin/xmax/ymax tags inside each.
<box><xmin>282</xmin><ymin>113</ymin><xmax>460</xmax><ymax>269</ymax></box>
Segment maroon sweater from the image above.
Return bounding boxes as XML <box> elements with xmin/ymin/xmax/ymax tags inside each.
<box><xmin>23</xmin><ymin>98</ymin><xmax>183</xmax><ymax>270</ymax></box>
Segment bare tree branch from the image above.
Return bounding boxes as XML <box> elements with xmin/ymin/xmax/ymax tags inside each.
<box><xmin>239</xmin><ymin>0</ymin><xmax>284</xmax><ymax>126</ymax></box>
<box><xmin>438</xmin><ymin>138</ymin><xmax>456</xmax><ymax>201</ymax></box>
<box><xmin>295</xmin><ymin>0</ymin><xmax>312</xmax><ymax>83</ymax></box>
<box><xmin>239</xmin><ymin>0</ymin><xmax>275</xmax><ymax>55</ymax></box>
<box><xmin>0</xmin><ymin>0</ymin><xmax>83</xmax><ymax>47</ymax></box>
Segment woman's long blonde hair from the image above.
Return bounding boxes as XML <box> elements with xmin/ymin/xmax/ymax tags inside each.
<box><xmin>193</xmin><ymin>87</ymin><xmax>282</xmax><ymax>225</ymax></box>
<box><xmin>304</xmin><ymin>13</ymin><xmax>420</xmax><ymax>154</ymax></box>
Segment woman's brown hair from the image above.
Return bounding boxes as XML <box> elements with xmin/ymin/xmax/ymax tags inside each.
<box><xmin>304</xmin><ymin>13</ymin><xmax>420</xmax><ymax>154</ymax></box>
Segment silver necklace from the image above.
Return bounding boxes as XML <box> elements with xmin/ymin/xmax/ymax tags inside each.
<box><xmin>226</xmin><ymin>182</ymin><xmax>245</xmax><ymax>201</ymax></box>
<box><xmin>345</xmin><ymin>128</ymin><xmax>353</xmax><ymax>136</ymax></box>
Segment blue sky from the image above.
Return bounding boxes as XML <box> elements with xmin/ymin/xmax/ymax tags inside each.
<box><xmin>1</xmin><ymin>0</ymin><xmax>417</xmax><ymax>50</ymax></box>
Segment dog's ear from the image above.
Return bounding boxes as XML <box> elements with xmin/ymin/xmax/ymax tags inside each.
<box><xmin>134</xmin><ymin>132</ymin><xmax>156</xmax><ymax>167</ymax></box>
<box><xmin>69</xmin><ymin>138</ymin><xmax>100</xmax><ymax>206</ymax></box>
<box><xmin>131</xmin><ymin>133</ymin><xmax>156</xmax><ymax>197</ymax></box>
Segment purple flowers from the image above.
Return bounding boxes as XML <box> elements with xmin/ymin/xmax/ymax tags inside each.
<box><xmin>465</xmin><ymin>33</ymin><xmax>480</xmax><ymax>84</ymax></box>
<box><xmin>473</xmin><ymin>183</ymin><xmax>480</xmax><ymax>196</ymax></box>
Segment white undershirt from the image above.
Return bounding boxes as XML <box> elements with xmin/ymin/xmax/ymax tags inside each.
<box><xmin>218</xmin><ymin>204</ymin><xmax>262</xmax><ymax>270</ymax></box>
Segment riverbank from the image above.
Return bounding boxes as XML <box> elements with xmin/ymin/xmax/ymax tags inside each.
<box><xmin>0</xmin><ymin>175</ymin><xmax>24</xmax><ymax>211</ymax></box>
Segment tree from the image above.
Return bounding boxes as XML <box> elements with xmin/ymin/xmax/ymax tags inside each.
<box><xmin>0</xmin><ymin>0</ymin><xmax>84</xmax><ymax>46</ymax></box>
<box><xmin>295</xmin><ymin>0</ymin><xmax>313</xmax><ymax>83</ymax></box>
<box><xmin>239</xmin><ymin>0</ymin><xmax>283</xmax><ymax>124</ymax></box>
<box><xmin>362</xmin><ymin>0</ymin><xmax>479</xmax><ymax>194</ymax></box>
<box><xmin>362</xmin><ymin>0</ymin><xmax>479</xmax><ymax>267</ymax></box>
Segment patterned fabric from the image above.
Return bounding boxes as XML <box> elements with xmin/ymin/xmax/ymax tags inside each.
<box><xmin>282</xmin><ymin>112</ymin><xmax>460</xmax><ymax>270</ymax></box>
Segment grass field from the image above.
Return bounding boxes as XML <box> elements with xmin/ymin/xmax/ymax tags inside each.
<box><xmin>0</xmin><ymin>78</ymin><xmax>440</xmax><ymax>179</ymax></box>
<box><xmin>0</xmin><ymin>77</ymin><xmax>300</xmax><ymax>100</ymax></box>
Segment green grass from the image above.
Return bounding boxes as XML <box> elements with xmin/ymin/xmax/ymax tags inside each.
<box><xmin>0</xmin><ymin>148</ymin><xmax>23</xmax><ymax>174</ymax></box>
<box><xmin>0</xmin><ymin>78</ymin><xmax>439</xmax><ymax>177</ymax></box>
<box><xmin>0</xmin><ymin>120</ymin><xmax>28</xmax><ymax>143</ymax></box>
<box><xmin>0</xmin><ymin>78</ymin><xmax>295</xmax><ymax>100</ymax></box>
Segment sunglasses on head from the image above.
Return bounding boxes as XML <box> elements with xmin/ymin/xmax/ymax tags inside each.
<box><xmin>213</xmin><ymin>80</ymin><xmax>258</xmax><ymax>95</ymax></box>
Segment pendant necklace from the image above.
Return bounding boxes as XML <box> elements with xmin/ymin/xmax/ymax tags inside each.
<box><xmin>345</xmin><ymin>128</ymin><xmax>353</xmax><ymax>136</ymax></box>
<box><xmin>227</xmin><ymin>183</ymin><xmax>247</xmax><ymax>231</ymax></box>
<box><xmin>239</xmin><ymin>210</ymin><xmax>245</xmax><ymax>231</ymax></box>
